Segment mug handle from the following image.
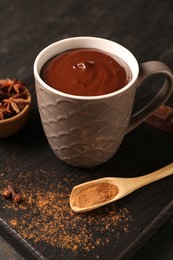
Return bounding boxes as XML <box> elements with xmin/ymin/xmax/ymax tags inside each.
<box><xmin>127</xmin><ymin>61</ymin><xmax>173</xmax><ymax>132</ymax></box>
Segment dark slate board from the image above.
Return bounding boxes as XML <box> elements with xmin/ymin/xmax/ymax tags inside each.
<box><xmin>0</xmin><ymin>0</ymin><xmax>173</xmax><ymax>259</ymax></box>
<box><xmin>0</xmin><ymin>78</ymin><xmax>173</xmax><ymax>260</ymax></box>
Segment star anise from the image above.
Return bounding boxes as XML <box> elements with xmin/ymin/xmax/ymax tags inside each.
<box><xmin>0</xmin><ymin>79</ymin><xmax>30</xmax><ymax>120</ymax></box>
<box><xmin>0</xmin><ymin>79</ymin><xmax>25</xmax><ymax>94</ymax></box>
<box><xmin>2</xmin><ymin>92</ymin><xmax>30</xmax><ymax>114</ymax></box>
<box><xmin>0</xmin><ymin>104</ymin><xmax>11</xmax><ymax>120</ymax></box>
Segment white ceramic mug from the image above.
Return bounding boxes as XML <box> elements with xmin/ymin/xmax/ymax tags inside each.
<box><xmin>34</xmin><ymin>37</ymin><xmax>173</xmax><ymax>167</ymax></box>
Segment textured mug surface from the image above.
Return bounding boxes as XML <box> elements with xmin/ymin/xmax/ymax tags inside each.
<box><xmin>34</xmin><ymin>37</ymin><xmax>173</xmax><ymax>167</ymax></box>
<box><xmin>35</xmin><ymin>83</ymin><xmax>136</xmax><ymax>167</ymax></box>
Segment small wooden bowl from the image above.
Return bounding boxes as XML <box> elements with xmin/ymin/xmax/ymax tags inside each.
<box><xmin>0</xmin><ymin>88</ymin><xmax>31</xmax><ymax>138</ymax></box>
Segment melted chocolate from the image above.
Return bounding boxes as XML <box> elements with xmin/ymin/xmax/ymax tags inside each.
<box><xmin>41</xmin><ymin>48</ymin><xmax>131</xmax><ymax>96</ymax></box>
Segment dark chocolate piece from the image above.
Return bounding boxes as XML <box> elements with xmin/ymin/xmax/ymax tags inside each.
<box><xmin>145</xmin><ymin>105</ymin><xmax>173</xmax><ymax>134</ymax></box>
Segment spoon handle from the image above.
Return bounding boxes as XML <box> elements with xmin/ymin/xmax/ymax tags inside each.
<box><xmin>127</xmin><ymin>163</ymin><xmax>173</xmax><ymax>192</ymax></box>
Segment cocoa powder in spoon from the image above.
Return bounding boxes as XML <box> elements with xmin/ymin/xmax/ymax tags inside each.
<box><xmin>74</xmin><ymin>183</ymin><xmax>119</xmax><ymax>208</ymax></box>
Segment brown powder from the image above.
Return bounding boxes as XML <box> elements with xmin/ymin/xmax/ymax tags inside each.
<box><xmin>73</xmin><ymin>183</ymin><xmax>119</xmax><ymax>208</ymax></box>
<box><xmin>0</xmin><ymin>155</ymin><xmax>131</xmax><ymax>256</ymax></box>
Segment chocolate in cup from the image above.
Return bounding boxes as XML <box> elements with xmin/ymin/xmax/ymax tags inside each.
<box><xmin>34</xmin><ymin>37</ymin><xmax>173</xmax><ymax>167</ymax></box>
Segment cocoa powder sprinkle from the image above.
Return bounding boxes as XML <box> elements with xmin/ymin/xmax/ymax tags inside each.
<box><xmin>0</xmin><ymin>156</ymin><xmax>131</xmax><ymax>256</ymax></box>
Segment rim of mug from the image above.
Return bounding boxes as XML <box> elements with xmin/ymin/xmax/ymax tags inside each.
<box><xmin>34</xmin><ymin>36</ymin><xmax>139</xmax><ymax>100</ymax></box>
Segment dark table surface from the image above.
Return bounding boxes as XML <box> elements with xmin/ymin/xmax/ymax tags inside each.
<box><xmin>0</xmin><ymin>0</ymin><xmax>173</xmax><ymax>259</ymax></box>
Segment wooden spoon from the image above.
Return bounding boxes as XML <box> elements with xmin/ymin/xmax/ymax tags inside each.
<box><xmin>70</xmin><ymin>163</ymin><xmax>173</xmax><ymax>213</ymax></box>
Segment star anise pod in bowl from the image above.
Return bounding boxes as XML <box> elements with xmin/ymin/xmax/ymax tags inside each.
<box><xmin>0</xmin><ymin>79</ymin><xmax>31</xmax><ymax>138</ymax></box>
<box><xmin>0</xmin><ymin>104</ymin><xmax>11</xmax><ymax>120</ymax></box>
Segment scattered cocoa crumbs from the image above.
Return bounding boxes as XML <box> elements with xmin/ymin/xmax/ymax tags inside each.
<box><xmin>0</xmin><ymin>155</ymin><xmax>132</xmax><ymax>256</ymax></box>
